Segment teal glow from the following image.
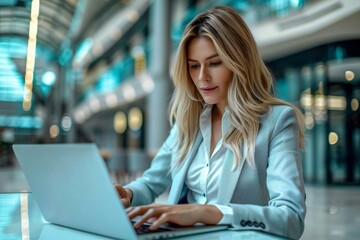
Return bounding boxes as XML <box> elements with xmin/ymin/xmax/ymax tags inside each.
<box><xmin>268</xmin><ymin>0</ymin><xmax>304</xmax><ymax>15</ymax></box>
<box><xmin>335</xmin><ymin>46</ymin><xmax>345</xmax><ymax>61</ymax></box>
<box><xmin>42</xmin><ymin>71</ymin><xmax>56</xmax><ymax>86</ymax></box>
<box><xmin>0</xmin><ymin>39</ymin><xmax>26</xmax><ymax>102</ymax></box>
<box><xmin>82</xmin><ymin>56</ymin><xmax>133</xmax><ymax>101</ymax></box>
<box><xmin>73</xmin><ymin>38</ymin><xmax>93</xmax><ymax>63</ymax></box>
<box><xmin>96</xmin><ymin>69</ymin><xmax>119</xmax><ymax>93</ymax></box>
<box><xmin>59</xmin><ymin>48</ymin><xmax>73</xmax><ymax>66</ymax></box>
<box><xmin>0</xmin><ymin>194</ymin><xmax>20</xmax><ymax>239</ymax></box>
<box><xmin>0</xmin><ymin>115</ymin><xmax>43</xmax><ymax>129</ymax></box>
<box><xmin>290</xmin><ymin>0</ymin><xmax>304</xmax><ymax>8</ymax></box>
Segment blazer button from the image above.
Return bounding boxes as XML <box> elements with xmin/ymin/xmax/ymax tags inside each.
<box><xmin>246</xmin><ymin>220</ymin><xmax>253</xmax><ymax>227</ymax></box>
<box><xmin>253</xmin><ymin>221</ymin><xmax>259</xmax><ymax>227</ymax></box>
<box><xmin>259</xmin><ymin>222</ymin><xmax>265</xmax><ymax>229</ymax></box>
<box><xmin>240</xmin><ymin>220</ymin><xmax>247</xmax><ymax>227</ymax></box>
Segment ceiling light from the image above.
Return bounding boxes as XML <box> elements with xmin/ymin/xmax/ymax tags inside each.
<box><xmin>345</xmin><ymin>70</ymin><xmax>355</xmax><ymax>81</ymax></box>
<box><xmin>351</xmin><ymin>99</ymin><xmax>359</xmax><ymax>111</ymax></box>
<box><xmin>328</xmin><ymin>132</ymin><xmax>338</xmax><ymax>145</ymax></box>
<box><xmin>42</xmin><ymin>71</ymin><xmax>56</xmax><ymax>86</ymax></box>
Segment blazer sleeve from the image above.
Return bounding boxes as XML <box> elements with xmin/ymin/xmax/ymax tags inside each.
<box><xmin>124</xmin><ymin>126</ymin><xmax>177</xmax><ymax>206</ymax></box>
<box><xmin>228</xmin><ymin>107</ymin><xmax>306</xmax><ymax>240</ymax></box>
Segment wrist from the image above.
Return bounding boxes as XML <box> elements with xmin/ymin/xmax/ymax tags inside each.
<box><xmin>125</xmin><ymin>188</ymin><xmax>133</xmax><ymax>204</ymax></box>
<box><xmin>199</xmin><ymin>205</ymin><xmax>223</xmax><ymax>225</ymax></box>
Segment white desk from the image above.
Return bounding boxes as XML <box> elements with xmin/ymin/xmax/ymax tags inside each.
<box><xmin>0</xmin><ymin>193</ymin><xmax>287</xmax><ymax>240</ymax></box>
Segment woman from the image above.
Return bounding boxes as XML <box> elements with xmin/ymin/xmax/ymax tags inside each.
<box><xmin>115</xmin><ymin>6</ymin><xmax>306</xmax><ymax>239</ymax></box>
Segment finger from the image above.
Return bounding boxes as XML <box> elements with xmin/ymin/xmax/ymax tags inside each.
<box><xmin>115</xmin><ymin>185</ymin><xmax>127</xmax><ymax>198</ymax></box>
<box><xmin>127</xmin><ymin>206</ymin><xmax>149</xmax><ymax>220</ymax></box>
<box><xmin>149</xmin><ymin>209</ymin><xmax>199</xmax><ymax>230</ymax></box>
<box><xmin>121</xmin><ymin>198</ymin><xmax>130</xmax><ymax>208</ymax></box>
<box><xmin>126</xmin><ymin>207</ymin><xmax>133</xmax><ymax>214</ymax></box>
<box><xmin>149</xmin><ymin>213</ymin><xmax>172</xmax><ymax>230</ymax></box>
<box><xmin>146</xmin><ymin>217</ymin><xmax>157</xmax><ymax>223</ymax></box>
<box><xmin>127</xmin><ymin>205</ymin><xmax>162</xmax><ymax>218</ymax></box>
<box><xmin>134</xmin><ymin>208</ymin><xmax>158</xmax><ymax>228</ymax></box>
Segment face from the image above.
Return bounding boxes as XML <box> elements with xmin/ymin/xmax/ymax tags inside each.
<box><xmin>187</xmin><ymin>36</ymin><xmax>233</xmax><ymax>112</ymax></box>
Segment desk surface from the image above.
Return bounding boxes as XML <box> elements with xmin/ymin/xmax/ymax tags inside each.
<box><xmin>0</xmin><ymin>193</ymin><xmax>286</xmax><ymax>240</ymax></box>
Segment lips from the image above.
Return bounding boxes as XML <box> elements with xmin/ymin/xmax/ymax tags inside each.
<box><xmin>200</xmin><ymin>86</ymin><xmax>217</xmax><ymax>93</ymax></box>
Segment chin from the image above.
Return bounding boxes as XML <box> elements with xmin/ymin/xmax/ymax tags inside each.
<box><xmin>202</xmin><ymin>97</ymin><xmax>216</xmax><ymax>104</ymax></box>
<box><xmin>202</xmin><ymin>99</ymin><xmax>213</xmax><ymax>104</ymax></box>
<box><xmin>203</xmin><ymin>101</ymin><xmax>217</xmax><ymax>106</ymax></box>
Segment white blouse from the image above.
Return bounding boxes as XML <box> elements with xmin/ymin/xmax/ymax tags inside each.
<box><xmin>185</xmin><ymin>104</ymin><xmax>233</xmax><ymax>224</ymax></box>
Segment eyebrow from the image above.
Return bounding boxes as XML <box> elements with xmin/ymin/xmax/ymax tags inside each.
<box><xmin>188</xmin><ymin>54</ymin><xmax>219</xmax><ymax>62</ymax></box>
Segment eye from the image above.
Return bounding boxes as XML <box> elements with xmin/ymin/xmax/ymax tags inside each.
<box><xmin>209</xmin><ymin>61</ymin><xmax>222</xmax><ymax>67</ymax></box>
<box><xmin>189</xmin><ymin>63</ymin><xmax>200</xmax><ymax>69</ymax></box>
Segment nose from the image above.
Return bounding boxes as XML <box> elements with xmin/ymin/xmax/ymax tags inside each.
<box><xmin>199</xmin><ymin>65</ymin><xmax>209</xmax><ymax>81</ymax></box>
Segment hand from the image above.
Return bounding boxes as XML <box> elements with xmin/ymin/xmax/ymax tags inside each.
<box><xmin>114</xmin><ymin>184</ymin><xmax>132</xmax><ymax>208</ymax></box>
<box><xmin>126</xmin><ymin>204</ymin><xmax>223</xmax><ymax>230</ymax></box>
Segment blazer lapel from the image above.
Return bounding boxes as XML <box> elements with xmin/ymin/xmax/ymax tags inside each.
<box><xmin>168</xmin><ymin>131</ymin><xmax>203</xmax><ymax>204</ymax></box>
<box><xmin>217</xmin><ymin>143</ymin><xmax>246</xmax><ymax>204</ymax></box>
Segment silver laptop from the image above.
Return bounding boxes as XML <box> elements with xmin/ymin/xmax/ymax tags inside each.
<box><xmin>13</xmin><ymin>144</ymin><xmax>227</xmax><ymax>240</ymax></box>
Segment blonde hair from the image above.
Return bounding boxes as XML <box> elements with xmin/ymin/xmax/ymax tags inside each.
<box><xmin>170</xmin><ymin>6</ymin><xmax>304</xmax><ymax>170</ymax></box>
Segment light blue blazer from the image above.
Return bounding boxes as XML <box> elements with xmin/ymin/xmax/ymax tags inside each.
<box><xmin>125</xmin><ymin>105</ymin><xmax>306</xmax><ymax>239</ymax></box>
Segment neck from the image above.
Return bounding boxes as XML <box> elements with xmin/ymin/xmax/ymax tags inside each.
<box><xmin>212</xmin><ymin>105</ymin><xmax>225</xmax><ymax>121</ymax></box>
<box><xmin>214</xmin><ymin>103</ymin><xmax>226</xmax><ymax>116</ymax></box>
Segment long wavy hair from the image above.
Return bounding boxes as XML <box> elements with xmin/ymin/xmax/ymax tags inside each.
<box><xmin>170</xmin><ymin>6</ymin><xmax>304</xmax><ymax>170</ymax></box>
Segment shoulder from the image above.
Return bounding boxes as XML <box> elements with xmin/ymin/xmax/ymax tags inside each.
<box><xmin>266</xmin><ymin>104</ymin><xmax>295</xmax><ymax>116</ymax></box>
<box><xmin>259</xmin><ymin>104</ymin><xmax>299</xmax><ymax>134</ymax></box>
<box><xmin>261</xmin><ymin>105</ymin><xmax>297</xmax><ymax>123</ymax></box>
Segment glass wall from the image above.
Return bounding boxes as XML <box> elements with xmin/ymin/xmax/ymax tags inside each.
<box><xmin>268</xmin><ymin>39</ymin><xmax>360</xmax><ymax>184</ymax></box>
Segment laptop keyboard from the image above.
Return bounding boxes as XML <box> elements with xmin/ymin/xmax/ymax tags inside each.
<box><xmin>131</xmin><ymin>221</ymin><xmax>172</xmax><ymax>235</ymax></box>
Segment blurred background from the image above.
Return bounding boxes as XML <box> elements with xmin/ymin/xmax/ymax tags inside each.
<box><xmin>0</xmin><ymin>0</ymin><xmax>359</xmax><ymax>239</ymax></box>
